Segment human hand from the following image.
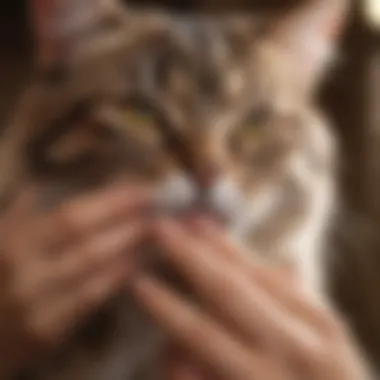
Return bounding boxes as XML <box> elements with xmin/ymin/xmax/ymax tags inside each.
<box><xmin>132</xmin><ymin>219</ymin><xmax>372</xmax><ymax>380</ymax></box>
<box><xmin>0</xmin><ymin>182</ymin><xmax>150</xmax><ymax>376</ymax></box>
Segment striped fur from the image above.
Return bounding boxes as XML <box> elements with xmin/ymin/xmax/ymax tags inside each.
<box><xmin>1</xmin><ymin>1</ymin><xmax>349</xmax><ymax>379</ymax></box>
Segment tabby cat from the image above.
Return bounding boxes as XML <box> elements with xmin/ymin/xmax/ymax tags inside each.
<box><xmin>0</xmin><ymin>0</ymin><xmax>349</xmax><ymax>378</ymax></box>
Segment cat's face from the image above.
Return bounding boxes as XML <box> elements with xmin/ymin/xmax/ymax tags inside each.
<box><xmin>20</xmin><ymin>0</ymin><xmax>348</xmax><ymax>238</ymax></box>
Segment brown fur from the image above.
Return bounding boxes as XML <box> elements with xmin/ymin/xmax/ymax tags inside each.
<box><xmin>1</xmin><ymin>1</ymin><xmax>349</xmax><ymax>379</ymax></box>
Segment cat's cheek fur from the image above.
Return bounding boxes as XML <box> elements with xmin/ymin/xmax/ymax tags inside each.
<box><xmin>287</xmin><ymin>176</ymin><xmax>336</xmax><ymax>297</ymax></box>
<box><xmin>209</xmin><ymin>177</ymin><xmax>281</xmax><ymax>237</ymax></box>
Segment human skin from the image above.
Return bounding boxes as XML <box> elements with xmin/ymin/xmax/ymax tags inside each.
<box><xmin>0</xmin><ymin>182</ymin><xmax>152</xmax><ymax>377</ymax></box>
<box><xmin>0</xmin><ymin>185</ymin><xmax>372</xmax><ymax>380</ymax></box>
<box><xmin>132</xmin><ymin>218</ymin><xmax>373</xmax><ymax>380</ymax></box>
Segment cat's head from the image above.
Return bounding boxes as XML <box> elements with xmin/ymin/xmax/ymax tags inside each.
<box><xmin>12</xmin><ymin>0</ymin><xmax>348</xmax><ymax>236</ymax></box>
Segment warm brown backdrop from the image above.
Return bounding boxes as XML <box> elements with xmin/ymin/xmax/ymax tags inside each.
<box><xmin>1</xmin><ymin>0</ymin><xmax>380</xmax><ymax>370</ymax></box>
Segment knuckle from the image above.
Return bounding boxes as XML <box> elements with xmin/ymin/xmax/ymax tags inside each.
<box><xmin>55</xmin><ymin>204</ymin><xmax>81</xmax><ymax>237</ymax></box>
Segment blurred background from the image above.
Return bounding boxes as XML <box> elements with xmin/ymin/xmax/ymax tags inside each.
<box><xmin>1</xmin><ymin>0</ymin><xmax>380</xmax><ymax>370</ymax></box>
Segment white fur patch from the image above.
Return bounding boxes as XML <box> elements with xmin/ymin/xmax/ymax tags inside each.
<box><xmin>209</xmin><ymin>177</ymin><xmax>280</xmax><ymax>238</ymax></box>
<box><xmin>286</xmin><ymin>150</ymin><xmax>335</xmax><ymax>296</ymax></box>
<box><xmin>154</xmin><ymin>173</ymin><xmax>198</xmax><ymax>212</ymax></box>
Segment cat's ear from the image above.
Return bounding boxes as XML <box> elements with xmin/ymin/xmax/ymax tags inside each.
<box><xmin>268</xmin><ymin>0</ymin><xmax>350</xmax><ymax>88</ymax></box>
<box><xmin>29</xmin><ymin>0</ymin><xmax>124</xmax><ymax>64</ymax></box>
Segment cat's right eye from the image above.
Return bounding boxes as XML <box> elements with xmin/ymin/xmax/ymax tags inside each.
<box><xmin>122</xmin><ymin>106</ymin><xmax>156</xmax><ymax>130</ymax></box>
<box><xmin>243</xmin><ymin>107</ymin><xmax>272</xmax><ymax>132</ymax></box>
<box><xmin>230</xmin><ymin>107</ymin><xmax>271</xmax><ymax>156</ymax></box>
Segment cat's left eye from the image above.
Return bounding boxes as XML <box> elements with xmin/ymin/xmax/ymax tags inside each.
<box><xmin>235</xmin><ymin>107</ymin><xmax>271</xmax><ymax>139</ymax></box>
<box><xmin>122</xmin><ymin>106</ymin><xmax>156</xmax><ymax>130</ymax></box>
<box><xmin>230</xmin><ymin>107</ymin><xmax>271</xmax><ymax>154</ymax></box>
<box><xmin>244</xmin><ymin>107</ymin><xmax>271</xmax><ymax>130</ymax></box>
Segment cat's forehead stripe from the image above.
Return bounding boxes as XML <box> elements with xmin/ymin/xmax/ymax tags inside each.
<box><xmin>130</xmin><ymin>17</ymin><xmax>254</xmax><ymax>114</ymax></box>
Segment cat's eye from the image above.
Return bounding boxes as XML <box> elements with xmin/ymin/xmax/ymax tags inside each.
<box><xmin>117</xmin><ymin>103</ymin><xmax>164</xmax><ymax>146</ymax></box>
<box><xmin>240</xmin><ymin>107</ymin><xmax>271</xmax><ymax>134</ymax></box>
<box><xmin>230</xmin><ymin>107</ymin><xmax>271</xmax><ymax>155</ymax></box>
<box><xmin>236</xmin><ymin>107</ymin><xmax>271</xmax><ymax>139</ymax></box>
<box><xmin>122</xmin><ymin>106</ymin><xmax>156</xmax><ymax>130</ymax></box>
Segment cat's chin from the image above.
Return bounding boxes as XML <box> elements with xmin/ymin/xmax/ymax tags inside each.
<box><xmin>151</xmin><ymin>175</ymin><xmax>253</xmax><ymax>237</ymax></box>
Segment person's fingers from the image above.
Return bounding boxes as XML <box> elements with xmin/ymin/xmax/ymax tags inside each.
<box><xmin>154</xmin><ymin>219</ymin><xmax>333</xmax><ymax>366</ymax></box>
<box><xmin>164</xmin><ymin>344</ymin><xmax>212</xmax><ymax>380</ymax></box>
<box><xmin>188</xmin><ymin>218</ymin><xmax>339</xmax><ymax>337</ymax></box>
<box><xmin>188</xmin><ymin>218</ymin><xmax>293</xmax><ymax>282</ymax></box>
<box><xmin>167</xmin><ymin>358</ymin><xmax>207</xmax><ymax>380</ymax></box>
<box><xmin>189</xmin><ymin>218</ymin><xmax>293</xmax><ymax>275</ymax></box>
<box><xmin>153</xmin><ymin>219</ymin><xmax>244</xmax><ymax>289</ymax></box>
<box><xmin>187</xmin><ymin>218</ymin><xmax>251</xmax><ymax>263</ymax></box>
<box><xmin>53</xmin><ymin>219</ymin><xmax>144</xmax><ymax>282</ymax></box>
<box><xmin>153</xmin><ymin>219</ymin><xmax>270</xmax><ymax>339</ymax></box>
<box><xmin>29</xmin><ymin>257</ymin><xmax>129</xmax><ymax>344</ymax></box>
<box><xmin>14</xmin><ymin>220</ymin><xmax>144</xmax><ymax>302</ymax></box>
<box><xmin>132</xmin><ymin>275</ymin><xmax>279</xmax><ymax>380</ymax></box>
<box><xmin>165</xmin><ymin>345</ymin><xmax>205</xmax><ymax>380</ymax></box>
<box><xmin>34</xmin><ymin>182</ymin><xmax>153</xmax><ymax>250</ymax></box>
<box><xmin>242</xmin><ymin>265</ymin><xmax>344</xmax><ymax>337</ymax></box>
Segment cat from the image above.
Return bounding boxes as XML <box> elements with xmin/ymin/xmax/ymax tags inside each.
<box><xmin>0</xmin><ymin>0</ymin><xmax>349</xmax><ymax>378</ymax></box>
